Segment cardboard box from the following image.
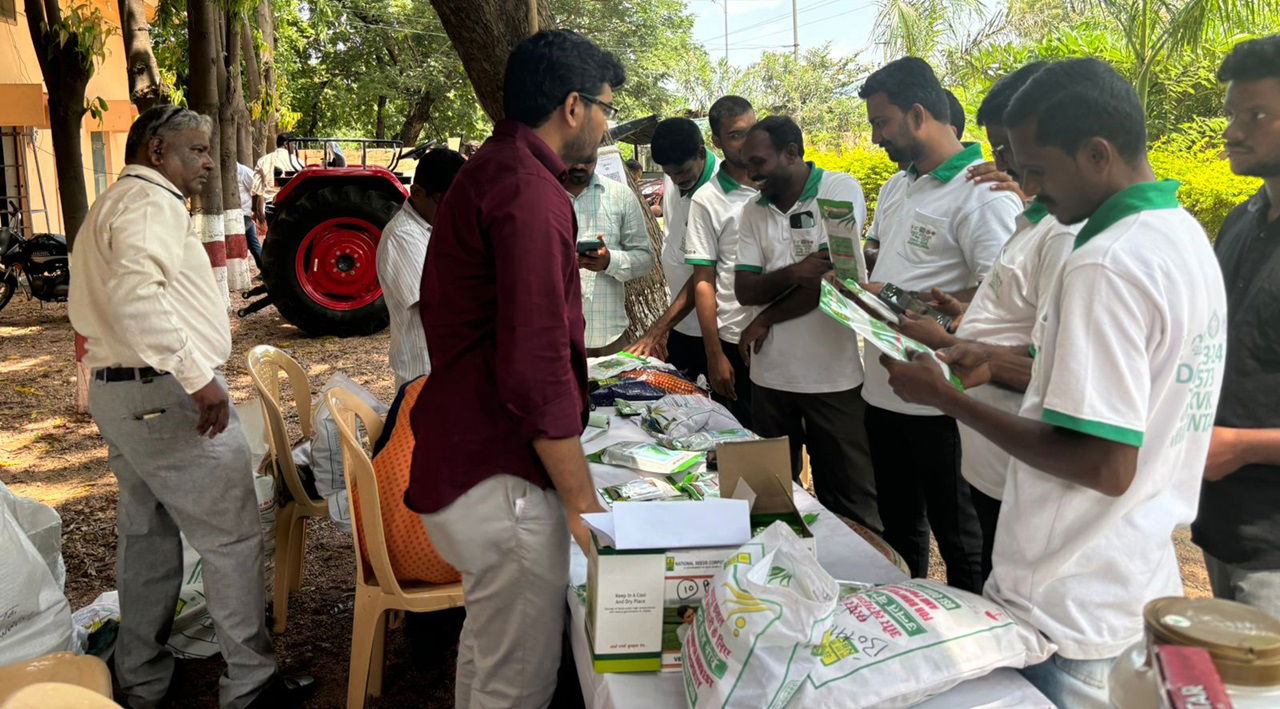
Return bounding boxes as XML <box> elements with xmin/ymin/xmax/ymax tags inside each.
<box><xmin>584</xmin><ymin>437</ymin><xmax>815</xmax><ymax>673</ymax></box>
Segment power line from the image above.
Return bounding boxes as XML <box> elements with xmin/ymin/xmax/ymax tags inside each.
<box><xmin>700</xmin><ymin>0</ymin><xmax>843</xmax><ymax>44</ymax></box>
<box><xmin>748</xmin><ymin>2</ymin><xmax>877</xmax><ymax>42</ymax></box>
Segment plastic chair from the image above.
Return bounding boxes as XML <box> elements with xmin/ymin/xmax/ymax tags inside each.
<box><xmin>246</xmin><ymin>344</ymin><xmax>330</xmax><ymax>633</ymax></box>
<box><xmin>0</xmin><ymin>653</ymin><xmax>113</xmax><ymax>704</ymax></box>
<box><xmin>324</xmin><ymin>387</ymin><xmax>464</xmax><ymax>708</ymax></box>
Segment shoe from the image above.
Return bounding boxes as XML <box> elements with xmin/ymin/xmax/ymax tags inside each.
<box><xmin>246</xmin><ymin>674</ymin><xmax>318</xmax><ymax>708</ymax></box>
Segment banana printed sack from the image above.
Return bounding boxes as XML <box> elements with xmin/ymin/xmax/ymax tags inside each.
<box><xmin>681</xmin><ymin>522</ymin><xmax>839</xmax><ymax>708</ymax></box>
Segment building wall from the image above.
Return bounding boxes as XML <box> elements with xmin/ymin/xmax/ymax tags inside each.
<box><xmin>0</xmin><ymin>0</ymin><xmax>141</xmax><ymax>235</ymax></box>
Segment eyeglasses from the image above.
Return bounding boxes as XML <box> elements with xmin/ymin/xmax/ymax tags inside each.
<box><xmin>579</xmin><ymin>93</ymin><xmax>619</xmax><ymax>120</ymax></box>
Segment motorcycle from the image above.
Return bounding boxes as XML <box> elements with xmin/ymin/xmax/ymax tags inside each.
<box><xmin>0</xmin><ymin>204</ymin><xmax>70</xmax><ymax>313</ymax></box>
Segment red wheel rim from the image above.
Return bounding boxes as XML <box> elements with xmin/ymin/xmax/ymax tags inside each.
<box><xmin>294</xmin><ymin>217</ymin><xmax>383</xmax><ymax>311</ymax></box>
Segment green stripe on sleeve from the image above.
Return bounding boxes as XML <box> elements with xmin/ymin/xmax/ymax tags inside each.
<box><xmin>1042</xmin><ymin>408</ymin><xmax>1144</xmax><ymax>447</ymax></box>
<box><xmin>735</xmin><ymin>264</ymin><xmax>764</xmax><ymax>273</ymax></box>
<box><xmin>684</xmin><ymin>258</ymin><xmax>716</xmax><ymax>266</ymax></box>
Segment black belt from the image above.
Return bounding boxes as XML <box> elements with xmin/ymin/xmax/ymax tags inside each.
<box><xmin>93</xmin><ymin>366</ymin><xmax>166</xmax><ymax>382</ymax></box>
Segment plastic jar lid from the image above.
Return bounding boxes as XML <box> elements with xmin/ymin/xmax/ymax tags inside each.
<box><xmin>1144</xmin><ymin>597</ymin><xmax>1280</xmax><ymax>687</ymax></box>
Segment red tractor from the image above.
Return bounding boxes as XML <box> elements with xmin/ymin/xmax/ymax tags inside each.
<box><xmin>242</xmin><ymin>138</ymin><xmax>435</xmax><ymax>337</ymax></box>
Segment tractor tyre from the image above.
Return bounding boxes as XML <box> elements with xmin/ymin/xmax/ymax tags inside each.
<box><xmin>262</xmin><ymin>184</ymin><xmax>398</xmax><ymax>337</ymax></box>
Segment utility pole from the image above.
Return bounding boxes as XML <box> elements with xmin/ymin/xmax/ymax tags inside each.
<box><xmin>723</xmin><ymin>0</ymin><xmax>728</xmax><ymax>63</ymax></box>
<box><xmin>791</xmin><ymin>0</ymin><xmax>799</xmax><ymax>60</ymax></box>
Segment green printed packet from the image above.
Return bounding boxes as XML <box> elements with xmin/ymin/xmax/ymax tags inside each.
<box><xmin>667</xmin><ymin>471</ymin><xmax>721</xmax><ymax>501</ymax></box>
<box><xmin>588</xmin><ymin>441</ymin><xmax>706</xmax><ymax>475</ymax></box>
<box><xmin>614</xmin><ymin>399</ymin><xmax>647</xmax><ymax>417</ymax></box>
<box><xmin>598</xmin><ymin>476</ymin><xmax>687</xmax><ymax>505</ymax></box>
<box><xmin>819</xmin><ymin>279</ymin><xmax>964</xmax><ymax>390</ymax></box>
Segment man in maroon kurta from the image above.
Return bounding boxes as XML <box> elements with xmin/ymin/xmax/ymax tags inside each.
<box><xmin>406</xmin><ymin>30</ymin><xmax>625</xmax><ymax>707</ymax></box>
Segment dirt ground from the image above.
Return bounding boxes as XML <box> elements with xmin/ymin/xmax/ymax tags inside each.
<box><xmin>0</xmin><ymin>290</ymin><xmax>1210</xmax><ymax>708</ymax></box>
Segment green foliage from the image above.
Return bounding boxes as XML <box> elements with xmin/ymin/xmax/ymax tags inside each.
<box><xmin>85</xmin><ymin>95</ymin><xmax>109</xmax><ymax>123</ymax></box>
<box><xmin>44</xmin><ymin>0</ymin><xmax>114</xmax><ymax>71</ymax></box>
<box><xmin>560</xmin><ymin>0</ymin><xmax>702</xmax><ymax>120</ymax></box>
<box><xmin>270</xmin><ymin>0</ymin><xmax>703</xmax><ymax>143</ymax></box>
<box><xmin>1149</xmin><ymin>140</ymin><xmax>1260</xmax><ymax>238</ymax></box>
<box><xmin>809</xmin><ymin>145</ymin><xmax>899</xmax><ymax>229</ymax></box>
<box><xmin>667</xmin><ymin>45</ymin><xmax>868</xmax><ymax>150</ymax></box>
<box><xmin>812</xmin><ymin>142</ymin><xmax>1258</xmax><ymax>238</ymax></box>
<box><xmin>938</xmin><ymin>2</ymin><xmax>1278</xmax><ymax>138</ymax></box>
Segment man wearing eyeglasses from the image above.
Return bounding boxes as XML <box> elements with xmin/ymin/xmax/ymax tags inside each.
<box><xmin>407</xmin><ymin>30</ymin><xmax>624</xmax><ymax>707</ymax></box>
<box><xmin>69</xmin><ymin>105</ymin><xmax>314</xmax><ymax>708</ymax></box>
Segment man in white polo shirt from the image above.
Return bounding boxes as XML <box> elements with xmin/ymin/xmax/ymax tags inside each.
<box><xmin>732</xmin><ymin>115</ymin><xmax>880</xmax><ymax>533</ymax></box>
<box><xmin>856</xmin><ymin>56</ymin><xmax>1022</xmax><ymax>592</ymax></box>
<box><xmin>881</xmin><ymin>59</ymin><xmax>1227</xmax><ymax>706</ymax></box>
<box><xmin>891</xmin><ymin>61</ymin><xmax>1076</xmax><ymax>584</ymax></box>
<box><xmin>626</xmin><ymin>118</ymin><xmax>716</xmax><ymax>378</ymax></box>
<box><xmin>683</xmin><ymin>95</ymin><xmax>758</xmax><ymax>426</ymax></box>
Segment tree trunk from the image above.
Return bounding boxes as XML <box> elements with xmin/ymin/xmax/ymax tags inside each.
<box><xmin>255</xmin><ymin>0</ymin><xmax>278</xmax><ymax>157</ymax></box>
<box><xmin>188</xmin><ymin>0</ymin><xmax>228</xmax><ymax>306</ymax></box>
<box><xmin>618</xmin><ymin>148</ymin><xmax>667</xmax><ymax>343</ymax></box>
<box><xmin>428</xmin><ymin>0</ymin><xmax>554</xmax><ymax>121</ymax></box>
<box><xmin>24</xmin><ymin>0</ymin><xmax>92</xmax><ymax>246</ymax></box>
<box><xmin>220</xmin><ymin>10</ymin><xmax>250</xmax><ymax>291</ymax></box>
<box><xmin>375</xmin><ymin>95</ymin><xmax>387</xmax><ymax>140</ymax></box>
<box><xmin>397</xmin><ymin>90</ymin><xmax>437</xmax><ymax>146</ymax></box>
<box><xmin>428</xmin><ymin>0</ymin><xmax>670</xmax><ymax>340</ymax></box>
<box><xmin>240</xmin><ymin>21</ymin><xmax>265</xmax><ymax>160</ymax></box>
<box><xmin>25</xmin><ymin>0</ymin><xmax>108</xmax><ymax>413</ymax></box>
<box><xmin>117</xmin><ymin>0</ymin><xmax>169</xmax><ymax>111</ymax></box>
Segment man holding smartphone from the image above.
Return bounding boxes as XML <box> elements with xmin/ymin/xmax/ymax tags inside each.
<box><xmin>566</xmin><ymin>152</ymin><xmax>654</xmax><ymax>356</ymax></box>
<box><xmin>408</xmin><ymin>31</ymin><xmax>624</xmax><ymax>706</ymax></box>
<box><xmin>856</xmin><ymin>57</ymin><xmax>1021</xmax><ymax>593</ymax></box>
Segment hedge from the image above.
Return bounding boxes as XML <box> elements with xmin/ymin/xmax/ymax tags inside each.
<box><xmin>810</xmin><ymin>144</ymin><xmax>1260</xmax><ymax>239</ymax></box>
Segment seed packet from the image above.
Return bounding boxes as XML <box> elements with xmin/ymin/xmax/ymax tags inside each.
<box><xmin>667</xmin><ymin>471</ymin><xmax>721</xmax><ymax>501</ymax></box>
<box><xmin>589</xmin><ymin>441</ymin><xmax>706</xmax><ymax>475</ymax></box>
<box><xmin>614</xmin><ymin>399</ymin><xmax>647</xmax><ymax>417</ymax></box>
<box><xmin>659</xmin><ymin>428</ymin><xmax>760</xmax><ymax>452</ymax></box>
<box><xmin>819</xmin><ymin>279</ymin><xmax>963</xmax><ymax>390</ymax></box>
<box><xmin>598</xmin><ymin>476</ymin><xmax>687</xmax><ymax>505</ymax></box>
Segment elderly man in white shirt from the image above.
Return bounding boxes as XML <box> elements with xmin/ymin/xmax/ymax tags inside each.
<box><xmin>69</xmin><ymin>105</ymin><xmax>314</xmax><ymax>709</ymax></box>
<box><xmin>376</xmin><ymin>148</ymin><xmax>466</xmax><ymax>387</ymax></box>
<box><xmin>250</xmin><ymin>132</ymin><xmax>304</xmax><ymax>221</ymax></box>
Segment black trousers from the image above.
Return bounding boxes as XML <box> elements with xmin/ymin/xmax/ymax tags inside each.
<box><xmin>753</xmin><ymin>384</ymin><xmax>881</xmax><ymax>535</ymax></box>
<box><xmin>865</xmin><ymin>405</ymin><xmax>985</xmax><ymax>593</ymax></box>
<box><xmin>666</xmin><ymin>330</ymin><xmax>707</xmax><ymax>380</ymax></box>
<box><xmin>713</xmin><ymin>338</ymin><xmax>753</xmax><ymax>430</ymax></box>
<box><xmin>970</xmin><ymin>484</ymin><xmax>1002</xmax><ymax>588</ymax></box>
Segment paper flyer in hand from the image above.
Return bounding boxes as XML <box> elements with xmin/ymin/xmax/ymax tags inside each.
<box><xmin>819</xmin><ymin>279</ymin><xmax>964</xmax><ymax>390</ymax></box>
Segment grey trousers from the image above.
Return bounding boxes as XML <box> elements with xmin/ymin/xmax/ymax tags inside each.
<box><xmin>421</xmin><ymin>474</ymin><xmax>569</xmax><ymax>709</ymax></box>
<box><xmin>752</xmin><ymin>384</ymin><xmax>883</xmax><ymax>535</ymax></box>
<box><xmin>89</xmin><ymin>373</ymin><xmax>275</xmax><ymax>709</ymax></box>
<box><xmin>1204</xmin><ymin>552</ymin><xmax>1280</xmax><ymax>618</ymax></box>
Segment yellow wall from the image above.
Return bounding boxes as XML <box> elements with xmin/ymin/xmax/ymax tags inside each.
<box><xmin>0</xmin><ymin>0</ymin><xmax>141</xmax><ymax>234</ymax></box>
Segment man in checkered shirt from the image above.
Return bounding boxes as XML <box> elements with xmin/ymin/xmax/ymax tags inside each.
<box><xmin>567</xmin><ymin>153</ymin><xmax>655</xmax><ymax>354</ymax></box>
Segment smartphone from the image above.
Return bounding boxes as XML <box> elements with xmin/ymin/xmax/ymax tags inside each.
<box><xmin>577</xmin><ymin>239</ymin><xmax>605</xmax><ymax>256</ymax></box>
<box><xmin>878</xmin><ymin>283</ymin><xmax>955</xmax><ymax>331</ymax></box>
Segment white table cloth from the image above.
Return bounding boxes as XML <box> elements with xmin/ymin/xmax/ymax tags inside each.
<box><xmin>567</xmin><ymin>411</ymin><xmax>1052</xmax><ymax>709</ymax></box>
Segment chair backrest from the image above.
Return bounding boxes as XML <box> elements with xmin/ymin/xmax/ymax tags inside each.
<box><xmin>245</xmin><ymin>345</ymin><xmax>320</xmax><ymax>508</ymax></box>
<box><xmin>324</xmin><ymin>387</ymin><xmax>407</xmax><ymax>597</ymax></box>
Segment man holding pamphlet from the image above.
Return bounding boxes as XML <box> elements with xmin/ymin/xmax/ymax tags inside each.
<box><xmin>879</xmin><ymin>59</ymin><xmax>1227</xmax><ymax>706</ymax></box>
<box><xmin>732</xmin><ymin>115</ymin><xmax>881</xmax><ymax>534</ymax></box>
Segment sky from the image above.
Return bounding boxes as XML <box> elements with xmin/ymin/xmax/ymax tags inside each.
<box><xmin>688</xmin><ymin>0</ymin><xmax>885</xmax><ymax>67</ymax></box>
